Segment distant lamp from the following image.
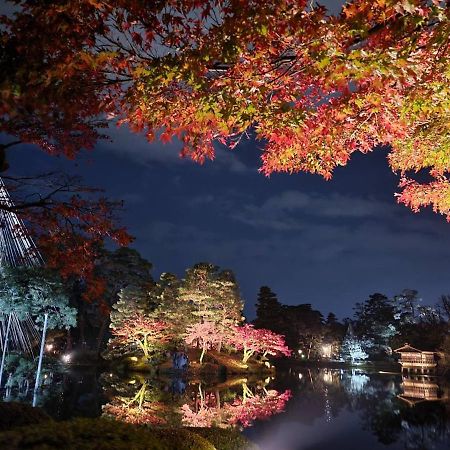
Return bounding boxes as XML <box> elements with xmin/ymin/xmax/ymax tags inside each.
<box><xmin>322</xmin><ymin>344</ymin><xmax>332</xmax><ymax>358</ymax></box>
<box><xmin>45</xmin><ymin>344</ymin><xmax>54</xmax><ymax>352</ymax></box>
<box><xmin>62</xmin><ymin>354</ymin><xmax>71</xmax><ymax>363</ymax></box>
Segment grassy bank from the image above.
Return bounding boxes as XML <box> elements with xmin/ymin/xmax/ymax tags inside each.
<box><xmin>120</xmin><ymin>348</ymin><xmax>274</xmax><ymax>376</ymax></box>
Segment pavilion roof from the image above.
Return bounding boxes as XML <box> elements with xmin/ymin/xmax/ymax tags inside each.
<box><xmin>394</xmin><ymin>343</ymin><xmax>435</xmax><ymax>354</ymax></box>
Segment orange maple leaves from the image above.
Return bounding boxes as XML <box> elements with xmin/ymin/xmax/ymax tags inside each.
<box><xmin>2</xmin><ymin>0</ymin><xmax>450</xmax><ymax>219</ymax></box>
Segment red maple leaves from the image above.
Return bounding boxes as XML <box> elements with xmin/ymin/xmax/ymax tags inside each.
<box><xmin>3</xmin><ymin>0</ymin><xmax>450</xmax><ymax>220</ymax></box>
<box><xmin>227</xmin><ymin>324</ymin><xmax>291</xmax><ymax>363</ymax></box>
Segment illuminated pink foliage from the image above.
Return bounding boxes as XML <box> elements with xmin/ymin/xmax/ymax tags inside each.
<box><xmin>184</xmin><ymin>321</ymin><xmax>224</xmax><ymax>363</ymax></box>
<box><xmin>224</xmin><ymin>389</ymin><xmax>292</xmax><ymax>428</ymax></box>
<box><xmin>103</xmin><ymin>402</ymin><xmax>167</xmax><ymax>426</ymax></box>
<box><xmin>111</xmin><ymin>315</ymin><xmax>170</xmax><ymax>359</ymax></box>
<box><xmin>227</xmin><ymin>324</ymin><xmax>291</xmax><ymax>363</ymax></box>
<box><xmin>180</xmin><ymin>387</ymin><xmax>291</xmax><ymax>428</ymax></box>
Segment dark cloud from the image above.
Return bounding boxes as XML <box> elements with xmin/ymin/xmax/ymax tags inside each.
<box><xmin>103</xmin><ymin>124</ymin><xmax>252</xmax><ymax>173</ymax></box>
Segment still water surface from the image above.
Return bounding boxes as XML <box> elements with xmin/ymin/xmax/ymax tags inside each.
<box><xmin>2</xmin><ymin>365</ymin><xmax>449</xmax><ymax>450</ymax></box>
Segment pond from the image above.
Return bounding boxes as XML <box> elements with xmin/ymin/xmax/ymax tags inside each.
<box><xmin>1</xmin><ymin>363</ymin><xmax>449</xmax><ymax>450</ymax></box>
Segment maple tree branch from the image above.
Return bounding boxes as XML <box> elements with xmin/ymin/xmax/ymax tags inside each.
<box><xmin>0</xmin><ymin>141</ymin><xmax>22</xmax><ymax>150</ymax></box>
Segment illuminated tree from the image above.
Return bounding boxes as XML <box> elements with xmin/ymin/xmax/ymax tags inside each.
<box><xmin>340</xmin><ymin>324</ymin><xmax>369</xmax><ymax>364</ymax></box>
<box><xmin>85</xmin><ymin>248</ymin><xmax>153</xmax><ymax>352</ymax></box>
<box><xmin>353</xmin><ymin>293</ymin><xmax>398</xmax><ymax>353</ymax></box>
<box><xmin>109</xmin><ymin>286</ymin><xmax>154</xmax><ymax>332</ymax></box>
<box><xmin>110</xmin><ymin>315</ymin><xmax>170</xmax><ymax>361</ymax></box>
<box><xmin>257</xmin><ymin>328</ymin><xmax>292</xmax><ymax>359</ymax></box>
<box><xmin>393</xmin><ymin>289</ymin><xmax>421</xmax><ymax>325</ymax></box>
<box><xmin>0</xmin><ymin>266</ymin><xmax>77</xmax><ymax>330</ymax></box>
<box><xmin>323</xmin><ymin>313</ymin><xmax>346</xmax><ymax>359</ymax></box>
<box><xmin>228</xmin><ymin>324</ymin><xmax>290</xmax><ymax>363</ymax></box>
<box><xmin>184</xmin><ymin>321</ymin><xmax>223</xmax><ymax>364</ymax></box>
<box><xmin>149</xmin><ymin>272</ymin><xmax>193</xmax><ymax>344</ymax></box>
<box><xmin>178</xmin><ymin>263</ymin><xmax>244</xmax><ymax>337</ymax></box>
<box><xmin>3</xmin><ymin>1</ymin><xmax>450</xmax><ymax>218</ymax></box>
<box><xmin>0</xmin><ymin>174</ymin><xmax>131</xmax><ymax>302</ymax></box>
<box><xmin>107</xmin><ymin>263</ymin><xmax>245</xmax><ymax>361</ymax></box>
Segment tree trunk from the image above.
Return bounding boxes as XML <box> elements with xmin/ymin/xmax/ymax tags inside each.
<box><xmin>199</xmin><ymin>346</ymin><xmax>206</xmax><ymax>364</ymax></box>
<box><xmin>242</xmin><ymin>348</ymin><xmax>254</xmax><ymax>363</ymax></box>
<box><xmin>66</xmin><ymin>328</ymin><xmax>72</xmax><ymax>351</ymax></box>
<box><xmin>96</xmin><ymin>317</ymin><xmax>109</xmax><ymax>355</ymax></box>
<box><xmin>79</xmin><ymin>308</ymin><xmax>86</xmax><ymax>350</ymax></box>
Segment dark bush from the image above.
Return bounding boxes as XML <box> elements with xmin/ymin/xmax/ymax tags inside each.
<box><xmin>191</xmin><ymin>427</ymin><xmax>258</xmax><ymax>450</ymax></box>
<box><xmin>0</xmin><ymin>402</ymin><xmax>52</xmax><ymax>431</ymax></box>
<box><xmin>0</xmin><ymin>418</ymin><xmax>215</xmax><ymax>450</ymax></box>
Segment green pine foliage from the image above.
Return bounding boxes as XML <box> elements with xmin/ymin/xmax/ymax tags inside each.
<box><xmin>254</xmin><ymin>286</ymin><xmax>282</xmax><ymax>331</ymax></box>
<box><xmin>0</xmin><ymin>266</ymin><xmax>76</xmax><ymax>330</ymax></box>
<box><xmin>178</xmin><ymin>263</ymin><xmax>243</xmax><ymax>328</ymax></box>
<box><xmin>106</xmin><ymin>263</ymin><xmax>244</xmax><ymax>361</ymax></box>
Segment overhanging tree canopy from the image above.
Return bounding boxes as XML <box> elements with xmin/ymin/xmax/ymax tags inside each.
<box><xmin>2</xmin><ymin>1</ymin><xmax>450</xmax><ymax>217</ymax></box>
<box><xmin>0</xmin><ymin>266</ymin><xmax>77</xmax><ymax>330</ymax></box>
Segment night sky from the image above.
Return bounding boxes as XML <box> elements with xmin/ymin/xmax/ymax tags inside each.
<box><xmin>7</xmin><ymin>124</ymin><xmax>450</xmax><ymax>320</ymax></box>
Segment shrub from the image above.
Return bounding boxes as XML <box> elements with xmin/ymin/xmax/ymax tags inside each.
<box><xmin>191</xmin><ymin>427</ymin><xmax>259</xmax><ymax>450</ymax></box>
<box><xmin>0</xmin><ymin>418</ymin><xmax>215</xmax><ymax>450</ymax></box>
<box><xmin>0</xmin><ymin>402</ymin><xmax>52</xmax><ymax>432</ymax></box>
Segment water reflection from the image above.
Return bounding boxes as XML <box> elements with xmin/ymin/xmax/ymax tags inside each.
<box><xmin>245</xmin><ymin>369</ymin><xmax>450</xmax><ymax>450</ymax></box>
<box><xmin>102</xmin><ymin>374</ymin><xmax>291</xmax><ymax>429</ymax></box>
<box><xmin>398</xmin><ymin>374</ymin><xmax>449</xmax><ymax>405</ymax></box>
<box><xmin>0</xmin><ymin>360</ymin><xmax>449</xmax><ymax>449</ymax></box>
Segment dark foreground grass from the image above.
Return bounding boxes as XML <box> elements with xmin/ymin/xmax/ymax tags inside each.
<box><xmin>0</xmin><ymin>403</ymin><xmax>257</xmax><ymax>450</ymax></box>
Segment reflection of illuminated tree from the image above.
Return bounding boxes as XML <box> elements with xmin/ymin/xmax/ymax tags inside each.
<box><xmin>180</xmin><ymin>382</ymin><xmax>291</xmax><ymax>428</ymax></box>
<box><xmin>2</xmin><ymin>353</ymin><xmax>62</xmax><ymax>399</ymax></box>
<box><xmin>224</xmin><ymin>388</ymin><xmax>291</xmax><ymax>428</ymax></box>
<box><xmin>103</xmin><ymin>381</ymin><xmax>168</xmax><ymax>426</ymax></box>
<box><xmin>180</xmin><ymin>385</ymin><xmax>222</xmax><ymax>428</ymax></box>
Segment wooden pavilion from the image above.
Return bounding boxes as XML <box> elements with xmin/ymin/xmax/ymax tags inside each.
<box><xmin>394</xmin><ymin>343</ymin><xmax>437</xmax><ymax>374</ymax></box>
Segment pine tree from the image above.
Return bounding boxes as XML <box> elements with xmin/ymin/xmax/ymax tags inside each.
<box><xmin>149</xmin><ymin>272</ymin><xmax>192</xmax><ymax>345</ymax></box>
<box><xmin>0</xmin><ymin>266</ymin><xmax>77</xmax><ymax>330</ymax></box>
<box><xmin>106</xmin><ymin>284</ymin><xmax>156</xmax><ymax>359</ymax></box>
<box><xmin>254</xmin><ymin>286</ymin><xmax>282</xmax><ymax>331</ymax></box>
<box><xmin>340</xmin><ymin>324</ymin><xmax>369</xmax><ymax>364</ymax></box>
<box><xmin>178</xmin><ymin>263</ymin><xmax>243</xmax><ymax>328</ymax></box>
